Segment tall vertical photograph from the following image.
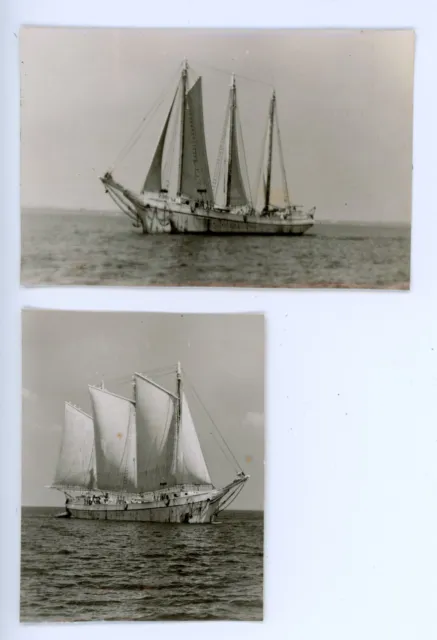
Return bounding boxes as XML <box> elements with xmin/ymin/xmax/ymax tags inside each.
<box><xmin>21</xmin><ymin>311</ymin><xmax>264</xmax><ymax>622</ymax></box>
<box><xmin>21</xmin><ymin>28</ymin><xmax>413</xmax><ymax>289</ymax></box>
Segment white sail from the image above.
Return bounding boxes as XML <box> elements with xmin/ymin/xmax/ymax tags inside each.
<box><xmin>134</xmin><ymin>374</ymin><xmax>177</xmax><ymax>492</ymax></box>
<box><xmin>89</xmin><ymin>386</ymin><xmax>137</xmax><ymax>492</ymax></box>
<box><xmin>53</xmin><ymin>402</ymin><xmax>96</xmax><ymax>489</ymax></box>
<box><xmin>174</xmin><ymin>391</ymin><xmax>212</xmax><ymax>486</ymax></box>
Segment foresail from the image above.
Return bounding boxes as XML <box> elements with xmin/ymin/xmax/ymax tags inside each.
<box><xmin>181</xmin><ymin>78</ymin><xmax>213</xmax><ymax>203</ymax></box>
<box><xmin>53</xmin><ymin>403</ymin><xmax>96</xmax><ymax>489</ymax></box>
<box><xmin>89</xmin><ymin>386</ymin><xmax>136</xmax><ymax>492</ymax></box>
<box><xmin>174</xmin><ymin>392</ymin><xmax>212</xmax><ymax>485</ymax></box>
<box><xmin>134</xmin><ymin>374</ymin><xmax>177</xmax><ymax>492</ymax></box>
<box><xmin>142</xmin><ymin>92</ymin><xmax>177</xmax><ymax>194</ymax></box>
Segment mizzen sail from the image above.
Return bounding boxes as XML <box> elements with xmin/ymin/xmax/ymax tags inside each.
<box><xmin>89</xmin><ymin>386</ymin><xmax>137</xmax><ymax>492</ymax></box>
<box><xmin>53</xmin><ymin>403</ymin><xmax>96</xmax><ymax>489</ymax></box>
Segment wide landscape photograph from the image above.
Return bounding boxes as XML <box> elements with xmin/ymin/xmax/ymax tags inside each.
<box><xmin>21</xmin><ymin>28</ymin><xmax>413</xmax><ymax>288</ymax></box>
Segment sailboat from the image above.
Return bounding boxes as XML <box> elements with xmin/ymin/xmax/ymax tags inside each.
<box><xmin>49</xmin><ymin>363</ymin><xmax>249</xmax><ymax>523</ymax></box>
<box><xmin>100</xmin><ymin>60</ymin><xmax>315</xmax><ymax>235</ymax></box>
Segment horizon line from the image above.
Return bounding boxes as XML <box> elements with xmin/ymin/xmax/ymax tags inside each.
<box><xmin>21</xmin><ymin>206</ymin><xmax>411</xmax><ymax>226</ymax></box>
<box><xmin>21</xmin><ymin>504</ymin><xmax>264</xmax><ymax>512</ymax></box>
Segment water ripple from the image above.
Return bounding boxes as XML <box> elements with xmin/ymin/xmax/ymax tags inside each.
<box><xmin>21</xmin><ymin>212</ymin><xmax>410</xmax><ymax>289</ymax></box>
<box><xmin>21</xmin><ymin>508</ymin><xmax>263</xmax><ymax>622</ymax></box>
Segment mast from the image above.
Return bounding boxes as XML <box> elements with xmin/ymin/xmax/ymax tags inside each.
<box><xmin>264</xmin><ymin>89</ymin><xmax>275</xmax><ymax>212</ymax></box>
<box><xmin>177</xmin><ymin>59</ymin><xmax>188</xmax><ymax>197</ymax></box>
<box><xmin>225</xmin><ymin>73</ymin><xmax>237</xmax><ymax>208</ymax></box>
<box><xmin>171</xmin><ymin>362</ymin><xmax>182</xmax><ymax>475</ymax></box>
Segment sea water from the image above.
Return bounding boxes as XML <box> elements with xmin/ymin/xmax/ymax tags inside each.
<box><xmin>20</xmin><ymin>507</ymin><xmax>263</xmax><ymax>622</ymax></box>
<box><xmin>21</xmin><ymin>211</ymin><xmax>410</xmax><ymax>289</ymax></box>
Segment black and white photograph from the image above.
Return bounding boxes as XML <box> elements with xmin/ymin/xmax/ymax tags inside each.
<box><xmin>21</xmin><ymin>311</ymin><xmax>264</xmax><ymax>622</ymax></box>
<box><xmin>21</xmin><ymin>28</ymin><xmax>413</xmax><ymax>289</ymax></box>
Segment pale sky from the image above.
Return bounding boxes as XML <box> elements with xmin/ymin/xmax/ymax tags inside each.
<box><xmin>20</xmin><ymin>28</ymin><xmax>414</xmax><ymax>222</ymax></box>
<box><xmin>21</xmin><ymin>311</ymin><xmax>264</xmax><ymax>509</ymax></box>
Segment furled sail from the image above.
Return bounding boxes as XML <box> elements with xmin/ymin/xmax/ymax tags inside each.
<box><xmin>141</xmin><ymin>92</ymin><xmax>177</xmax><ymax>194</ymax></box>
<box><xmin>53</xmin><ymin>403</ymin><xmax>96</xmax><ymax>489</ymax></box>
<box><xmin>227</xmin><ymin>114</ymin><xmax>248</xmax><ymax>207</ymax></box>
<box><xmin>89</xmin><ymin>386</ymin><xmax>137</xmax><ymax>492</ymax></box>
<box><xmin>180</xmin><ymin>77</ymin><xmax>213</xmax><ymax>203</ymax></box>
<box><xmin>134</xmin><ymin>374</ymin><xmax>177</xmax><ymax>492</ymax></box>
<box><xmin>174</xmin><ymin>392</ymin><xmax>212</xmax><ymax>486</ymax></box>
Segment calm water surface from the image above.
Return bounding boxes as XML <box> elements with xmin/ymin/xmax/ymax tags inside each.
<box><xmin>21</xmin><ymin>507</ymin><xmax>263</xmax><ymax>622</ymax></box>
<box><xmin>21</xmin><ymin>211</ymin><xmax>410</xmax><ymax>288</ymax></box>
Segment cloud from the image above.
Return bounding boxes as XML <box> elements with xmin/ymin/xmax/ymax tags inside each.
<box><xmin>242</xmin><ymin>411</ymin><xmax>264</xmax><ymax>430</ymax></box>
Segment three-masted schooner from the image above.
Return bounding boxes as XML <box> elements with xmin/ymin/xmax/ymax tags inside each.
<box><xmin>100</xmin><ymin>60</ymin><xmax>315</xmax><ymax>235</ymax></box>
<box><xmin>49</xmin><ymin>364</ymin><xmax>249</xmax><ymax>524</ymax></box>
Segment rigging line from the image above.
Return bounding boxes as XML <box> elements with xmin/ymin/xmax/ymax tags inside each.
<box><xmin>218</xmin><ymin>483</ymin><xmax>245</xmax><ymax>512</ymax></box>
<box><xmin>152</xmin><ymin>370</ymin><xmax>177</xmax><ymax>380</ymax></box>
<box><xmin>115</xmin><ymin>92</ymin><xmax>169</xmax><ymax>169</ymax></box>
<box><xmin>179</xmin><ymin>374</ymin><xmax>234</xmax><ymax>473</ymax></box>
<box><xmin>235</xmin><ymin>104</ymin><xmax>252</xmax><ymax>207</ymax></box>
<box><xmin>111</xmin><ymin>97</ymin><xmax>164</xmax><ymax>172</ymax></box>
<box><xmin>86</xmin><ymin>442</ymin><xmax>96</xmax><ymax>489</ymax></box>
<box><xmin>274</xmin><ymin>108</ymin><xmax>291</xmax><ymax>208</ymax></box>
<box><xmin>157</xmin><ymin>396</ymin><xmax>173</xmax><ymax>458</ymax></box>
<box><xmin>187</xmin><ymin>65</ymin><xmax>200</xmax><ymax>90</ymax></box>
<box><xmin>190</xmin><ymin>60</ymin><xmax>274</xmax><ymax>89</ymax></box>
<box><xmin>107</xmin><ymin>374</ymin><xmax>138</xmax><ymax>384</ymax></box>
<box><xmin>110</xmin><ymin>68</ymin><xmax>181</xmax><ymax>172</ymax></box>
<box><xmin>105</xmin><ymin>187</ymin><xmax>139</xmax><ymax>221</ymax></box>
<box><xmin>212</xmin><ymin>98</ymin><xmax>230</xmax><ymax>202</ymax></box>
<box><xmin>181</xmin><ymin>370</ymin><xmax>237</xmax><ymax>471</ymax></box>
<box><xmin>162</xmin><ymin>94</ymin><xmax>179</xmax><ymax>190</ymax></box>
<box><xmin>182</xmin><ymin>369</ymin><xmax>242</xmax><ymax>472</ymax></box>
<box><xmin>114</xmin><ymin>68</ymin><xmax>181</xmax><ymax>169</ymax></box>
<box><xmin>145</xmin><ymin>367</ymin><xmax>175</xmax><ymax>375</ymax></box>
<box><xmin>254</xmin><ymin>111</ymin><xmax>269</xmax><ymax>211</ymax></box>
<box><xmin>119</xmin><ymin>405</ymin><xmax>133</xmax><ymax>493</ymax></box>
<box><xmin>208</xmin><ymin>427</ymin><xmax>238</xmax><ymax>473</ymax></box>
<box><xmin>139</xmin><ymin>365</ymin><xmax>175</xmax><ymax>377</ymax></box>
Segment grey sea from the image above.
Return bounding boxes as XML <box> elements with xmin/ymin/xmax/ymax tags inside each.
<box><xmin>20</xmin><ymin>507</ymin><xmax>263</xmax><ymax>623</ymax></box>
<box><xmin>21</xmin><ymin>210</ymin><xmax>410</xmax><ymax>289</ymax></box>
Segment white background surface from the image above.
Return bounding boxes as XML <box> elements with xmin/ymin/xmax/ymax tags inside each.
<box><xmin>1</xmin><ymin>1</ymin><xmax>437</xmax><ymax>639</ymax></box>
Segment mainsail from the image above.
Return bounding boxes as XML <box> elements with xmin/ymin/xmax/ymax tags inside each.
<box><xmin>134</xmin><ymin>374</ymin><xmax>177</xmax><ymax>492</ymax></box>
<box><xmin>53</xmin><ymin>403</ymin><xmax>96</xmax><ymax>489</ymax></box>
<box><xmin>180</xmin><ymin>77</ymin><xmax>213</xmax><ymax>203</ymax></box>
<box><xmin>89</xmin><ymin>386</ymin><xmax>137</xmax><ymax>492</ymax></box>
<box><xmin>221</xmin><ymin>74</ymin><xmax>248</xmax><ymax>208</ymax></box>
<box><xmin>227</xmin><ymin>119</ymin><xmax>248</xmax><ymax>207</ymax></box>
<box><xmin>134</xmin><ymin>371</ymin><xmax>212</xmax><ymax>490</ymax></box>
<box><xmin>141</xmin><ymin>67</ymin><xmax>213</xmax><ymax>203</ymax></box>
